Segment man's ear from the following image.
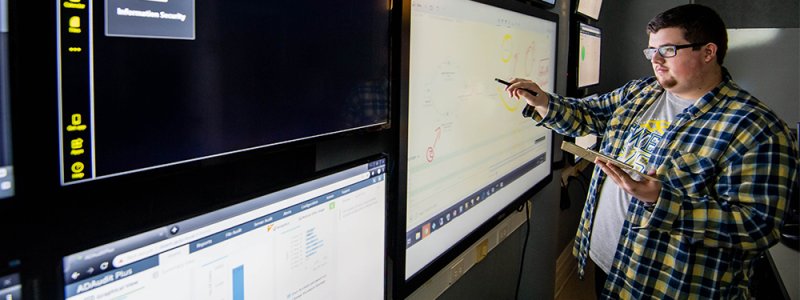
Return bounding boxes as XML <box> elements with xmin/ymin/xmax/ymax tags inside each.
<box><xmin>704</xmin><ymin>43</ymin><xmax>718</xmax><ymax>63</ymax></box>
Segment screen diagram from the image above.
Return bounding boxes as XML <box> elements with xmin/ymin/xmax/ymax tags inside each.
<box><xmin>406</xmin><ymin>0</ymin><xmax>555</xmax><ymax>279</ymax></box>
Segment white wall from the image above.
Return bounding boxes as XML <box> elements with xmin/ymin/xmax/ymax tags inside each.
<box><xmin>725</xmin><ymin>28</ymin><xmax>799</xmax><ymax>125</ymax></box>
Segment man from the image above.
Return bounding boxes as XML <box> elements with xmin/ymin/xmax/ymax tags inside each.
<box><xmin>505</xmin><ymin>4</ymin><xmax>797</xmax><ymax>299</ymax></box>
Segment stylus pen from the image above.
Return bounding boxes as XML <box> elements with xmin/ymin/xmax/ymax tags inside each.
<box><xmin>495</xmin><ymin>78</ymin><xmax>539</xmax><ymax>96</ymax></box>
<box><xmin>495</xmin><ymin>78</ymin><xmax>538</xmax><ymax>118</ymax></box>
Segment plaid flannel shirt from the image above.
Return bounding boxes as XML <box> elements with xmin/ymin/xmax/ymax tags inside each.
<box><xmin>532</xmin><ymin>71</ymin><xmax>798</xmax><ymax>299</ymax></box>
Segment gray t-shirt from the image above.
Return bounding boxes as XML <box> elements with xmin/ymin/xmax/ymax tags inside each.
<box><xmin>589</xmin><ymin>91</ymin><xmax>694</xmax><ymax>274</ymax></box>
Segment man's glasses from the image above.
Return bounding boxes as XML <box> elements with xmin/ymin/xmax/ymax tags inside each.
<box><xmin>643</xmin><ymin>43</ymin><xmax>707</xmax><ymax>60</ymax></box>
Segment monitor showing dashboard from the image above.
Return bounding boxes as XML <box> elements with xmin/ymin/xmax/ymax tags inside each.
<box><xmin>403</xmin><ymin>0</ymin><xmax>555</xmax><ymax>290</ymax></box>
<box><xmin>62</xmin><ymin>155</ymin><xmax>387</xmax><ymax>299</ymax></box>
<box><xmin>56</xmin><ymin>0</ymin><xmax>389</xmax><ymax>185</ymax></box>
<box><xmin>575</xmin><ymin>0</ymin><xmax>602</xmax><ymax>20</ymax></box>
<box><xmin>577</xmin><ymin>22</ymin><xmax>601</xmax><ymax>88</ymax></box>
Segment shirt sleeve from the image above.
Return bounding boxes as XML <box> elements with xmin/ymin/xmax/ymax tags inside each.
<box><xmin>641</xmin><ymin>126</ymin><xmax>798</xmax><ymax>251</ymax></box>
<box><xmin>530</xmin><ymin>79</ymin><xmax>646</xmax><ymax>137</ymax></box>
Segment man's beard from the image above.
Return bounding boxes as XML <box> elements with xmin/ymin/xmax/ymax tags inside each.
<box><xmin>657</xmin><ymin>74</ymin><xmax>677</xmax><ymax>89</ymax></box>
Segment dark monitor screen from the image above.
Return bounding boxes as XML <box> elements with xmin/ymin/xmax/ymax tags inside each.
<box><xmin>62</xmin><ymin>155</ymin><xmax>387</xmax><ymax>299</ymax></box>
<box><xmin>56</xmin><ymin>0</ymin><xmax>389</xmax><ymax>185</ymax></box>
<box><xmin>575</xmin><ymin>0</ymin><xmax>602</xmax><ymax>20</ymax></box>
<box><xmin>577</xmin><ymin>22</ymin><xmax>601</xmax><ymax>88</ymax></box>
<box><xmin>402</xmin><ymin>0</ymin><xmax>555</xmax><ymax>292</ymax></box>
<box><xmin>0</xmin><ymin>0</ymin><xmax>14</xmax><ymax>199</ymax></box>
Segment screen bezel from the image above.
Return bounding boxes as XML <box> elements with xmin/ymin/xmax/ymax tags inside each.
<box><xmin>395</xmin><ymin>0</ymin><xmax>556</xmax><ymax>296</ymax></box>
<box><xmin>57</xmin><ymin>153</ymin><xmax>390</xmax><ymax>300</ymax></box>
<box><xmin>528</xmin><ymin>0</ymin><xmax>556</xmax><ymax>9</ymax></box>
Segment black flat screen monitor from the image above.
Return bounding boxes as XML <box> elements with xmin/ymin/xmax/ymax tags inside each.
<box><xmin>56</xmin><ymin>0</ymin><xmax>389</xmax><ymax>185</ymax></box>
<box><xmin>62</xmin><ymin>155</ymin><xmax>387</xmax><ymax>299</ymax></box>
<box><xmin>0</xmin><ymin>0</ymin><xmax>14</xmax><ymax>199</ymax></box>
<box><xmin>577</xmin><ymin>22</ymin><xmax>601</xmax><ymax>88</ymax></box>
<box><xmin>575</xmin><ymin>0</ymin><xmax>602</xmax><ymax>20</ymax></box>
<box><xmin>402</xmin><ymin>0</ymin><xmax>555</xmax><ymax>293</ymax></box>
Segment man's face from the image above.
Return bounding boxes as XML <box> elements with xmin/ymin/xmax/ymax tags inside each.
<box><xmin>647</xmin><ymin>27</ymin><xmax>707</xmax><ymax>95</ymax></box>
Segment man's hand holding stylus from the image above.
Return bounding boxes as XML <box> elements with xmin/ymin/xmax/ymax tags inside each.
<box><xmin>504</xmin><ymin>78</ymin><xmax>550</xmax><ymax>117</ymax></box>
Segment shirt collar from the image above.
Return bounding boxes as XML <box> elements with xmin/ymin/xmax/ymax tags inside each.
<box><xmin>682</xmin><ymin>67</ymin><xmax>733</xmax><ymax>120</ymax></box>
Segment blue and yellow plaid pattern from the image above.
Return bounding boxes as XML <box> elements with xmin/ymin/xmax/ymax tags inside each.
<box><xmin>532</xmin><ymin>71</ymin><xmax>798</xmax><ymax>299</ymax></box>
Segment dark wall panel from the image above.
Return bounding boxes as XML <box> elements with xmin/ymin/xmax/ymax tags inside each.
<box><xmin>696</xmin><ymin>0</ymin><xmax>799</xmax><ymax>28</ymax></box>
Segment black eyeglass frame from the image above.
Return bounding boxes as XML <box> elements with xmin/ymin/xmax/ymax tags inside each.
<box><xmin>643</xmin><ymin>42</ymin><xmax>707</xmax><ymax>60</ymax></box>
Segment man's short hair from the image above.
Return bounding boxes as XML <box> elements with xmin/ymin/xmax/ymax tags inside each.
<box><xmin>647</xmin><ymin>4</ymin><xmax>728</xmax><ymax>65</ymax></box>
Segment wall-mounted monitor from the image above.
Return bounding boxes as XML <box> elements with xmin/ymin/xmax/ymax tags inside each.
<box><xmin>61</xmin><ymin>155</ymin><xmax>387</xmax><ymax>299</ymax></box>
<box><xmin>0</xmin><ymin>0</ymin><xmax>14</xmax><ymax>199</ymax></box>
<box><xmin>577</xmin><ymin>22</ymin><xmax>601</xmax><ymax>88</ymax></box>
<box><xmin>400</xmin><ymin>0</ymin><xmax>555</xmax><ymax>295</ymax></box>
<box><xmin>56</xmin><ymin>0</ymin><xmax>390</xmax><ymax>185</ymax></box>
<box><xmin>575</xmin><ymin>0</ymin><xmax>602</xmax><ymax>20</ymax></box>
